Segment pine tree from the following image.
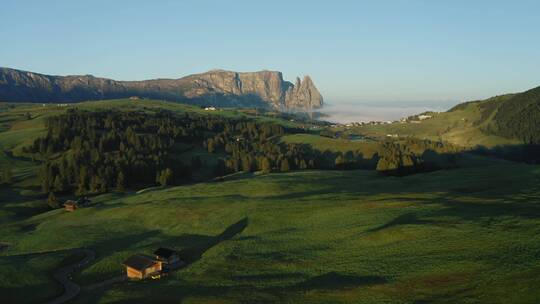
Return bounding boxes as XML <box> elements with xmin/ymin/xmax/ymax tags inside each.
<box><xmin>299</xmin><ymin>159</ymin><xmax>308</xmax><ymax>170</ymax></box>
<box><xmin>159</xmin><ymin>168</ymin><xmax>173</xmax><ymax>186</ymax></box>
<box><xmin>280</xmin><ymin>158</ymin><xmax>290</xmax><ymax>172</ymax></box>
<box><xmin>335</xmin><ymin>154</ymin><xmax>346</xmax><ymax>169</ymax></box>
<box><xmin>90</xmin><ymin>176</ymin><xmax>102</xmax><ymax>192</ymax></box>
<box><xmin>53</xmin><ymin>175</ymin><xmax>65</xmax><ymax>193</ymax></box>
<box><xmin>2</xmin><ymin>166</ymin><xmax>13</xmax><ymax>184</ymax></box>
<box><xmin>191</xmin><ymin>156</ymin><xmax>202</xmax><ymax>170</ymax></box>
<box><xmin>207</xmin><ymin>139</ymin><xmax>215</xmax><ymax>153</ymax></box>
<box><xmin>261</xmin><ymin>157</ymin><xmax>272</xmax><ymax>173</ymax></box>
<box><xmin>213</xmin><ymin>159</ymin><xmax>225</xmax><ymax>177</ymax></box>
<box><xmin>47</xmin><ymin>192</ymin><xmax>59</xmax><ymax>209</ymax></box>
<box><xmin>242</xmin><ymin>155</ymin><xmax>253</xmax><ymax>172</ymax></box>
<box><xmin>116</xmin><ymin>171</ymin><xmax>126</xmax><ymax>192</ymax></box>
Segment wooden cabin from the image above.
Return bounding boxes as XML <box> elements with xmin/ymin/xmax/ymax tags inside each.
<box><xmin>63</xmin><ymin>200</ymin><xmax>79</xmax><ymax>212</ymax></box>
<box><xmin>154</xmin><ymin>247</ymin><xmax>181</xmax><ymax>266</ymax></box>
<box><xmin>122</xmin><ymin>254</ymin><xmax>162</xmax><ymax>280</ymax></box>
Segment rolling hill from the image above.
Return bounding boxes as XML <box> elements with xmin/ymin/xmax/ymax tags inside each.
<box><xmin>0</xmin><ymin>96</ymin><xmax>539</xmax><ymax>303</ymax></box>
<box><xmin>350</xmin><ymin>85</ymin><xmax>540</xmax><ymax>147</ymax></box>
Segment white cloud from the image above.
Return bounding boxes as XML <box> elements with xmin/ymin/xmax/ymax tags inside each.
<box><xmin>318</xmin><ymin>103</ymin><xmax>444</xmax><ymax>123</ymax></box>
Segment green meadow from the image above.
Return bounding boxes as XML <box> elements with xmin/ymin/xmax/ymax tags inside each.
<box><xmin>345</xmin><ymin>98</ymin><xmax>519</xmax><ymax>148</ymax></box>
<box><xmin>1</xmin><ymin>100</ymin><xmax>539</xmax><ymax>303</ymax></box>
<box><xmin>2</xmin><ymin>163</ymin><xmax>540</xmax><ymax>303</ymax></box>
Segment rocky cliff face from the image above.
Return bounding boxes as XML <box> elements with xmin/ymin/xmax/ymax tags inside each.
<box><xmin>0</xmin><ymin>68</ymin><xmax>323</xmax><ymax>111</ymax></box>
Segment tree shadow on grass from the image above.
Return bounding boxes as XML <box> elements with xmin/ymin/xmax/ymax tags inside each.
<box><xmin>177</xmin><ymin>217</ymin><xmax>248</xmax><ymax>264</ymax></box>
<box><xmin>293</xmin><ymin>272</ymin><xmax>387</xmax><ymax>290</ymax></box>
<box><xmin>366</xmin><ymin>212</ymin><xmax>434</xmax><ymax>233</ymax></box>
<box><xmin>99</xmin><ymin>272</ymin><xmax>387</xmax><ymax>304</ymax></box>
<box><xmin>83</xmin><ymin>218</ymin><xmax>249</xmax><ymax>303</ymax></box>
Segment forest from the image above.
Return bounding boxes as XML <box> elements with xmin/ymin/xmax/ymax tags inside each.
<box><xmin>482</xmin><ymin>86</ymin><xmax>540</xmax><ymax>144</ymax></box>
<box><xmin>21</xmin><ymin>109</ymin><xmax>460</xmax><ymax>200</ymax></box>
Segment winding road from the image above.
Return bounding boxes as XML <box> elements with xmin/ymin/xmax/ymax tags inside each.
<box><xmin>44</xmin><ymin>248</ymin><xmax>95</xmax><ymax>304</ymax></box>
<box><xmin>44</xmin><ymin>248</ymin><xmax>128</xmax><ymax>304</ymax></box>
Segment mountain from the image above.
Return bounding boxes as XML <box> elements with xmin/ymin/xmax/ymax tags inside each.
<box><xmin>0</xmin><ymin>68</ymin><xmax>323</xmax><ymax>111</ymax></box>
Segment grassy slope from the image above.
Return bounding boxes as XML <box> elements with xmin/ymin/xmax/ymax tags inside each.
<box><xmin>1</xmin><ymin>163</ymin><xmax>539</xmax><ymax>303</ymax></box>
<box><xmin>350</xmin><ymin>97</ymin><xmax>519</xmax><ymax>148</ymax></box>
<box><xmin>281</xmin><ymin>133</ymin><xmax>380</xmax><ymax>156</ymax></box>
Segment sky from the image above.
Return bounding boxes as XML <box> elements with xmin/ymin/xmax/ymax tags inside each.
<box><xmin>1</xmin><ymin>0</ymin><xmax>540</xmax><ymax>120</ymax></box>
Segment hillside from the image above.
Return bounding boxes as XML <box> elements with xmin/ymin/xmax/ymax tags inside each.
<box><xmin>0</xmin><ymin>68</ymin><xmax>323</xmax><ymax>111</ymax></box>
<box><xmin>2</xmin><ymin>160</ymin><xmax>540</xmax><ymax>303</ymax></box>
<box><xmin>350</xmin><ymin>86</ymin><xmax>540</xmax><ymax>147</ymax></box>
<box><xmin>481</xmin><ymin>86</ymin><xmax>540</xmax><ymax>143</ymax></box>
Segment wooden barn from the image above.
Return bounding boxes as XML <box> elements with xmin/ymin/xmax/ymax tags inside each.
<box><xmin>122</xmin><ymin>254</ymin><xmax>162</xmax><ymax>280</ymax></box>
<box><xmin>63</xmin><ymin>200</ymin><xmax>79</xmax><ymax>212</ymax></box>
<box><xmin>154</xmin><ymin>247</ymin><xmax>181</xmax><ymax>267</ymax></box>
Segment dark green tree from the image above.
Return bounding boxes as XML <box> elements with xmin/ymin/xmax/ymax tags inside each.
<box><xmin>2</xmin><ymin>166</ymin><xmax>13</xmax><ymax>184</ymax></box>
<box><xmin>280</xmin><ymin>158</ymin><xmax>290</xmax><ymax>172</ymax></box>
<box><xmin>116</xmin><ymin>171</ymin><xmax>126</xmax><ymax>192</ymax></box>
<box><xmin>47</xmin><ymin>192</ymin><xmax>59</xmax><ymax>209</ymax></box>
<box><xmin>261</xmin><ymin>157</ymin><xmax>272</xmax><ymax>173</ymax></box>
<box><xmin>158</xmin><ymin>168</ymin><xmax>174</xmax><ymax>186</ymax></box>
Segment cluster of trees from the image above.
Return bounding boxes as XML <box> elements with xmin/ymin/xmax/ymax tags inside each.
<box><xmin>26</xmin><ymin>109</ymin><xmax>356</xmax><ymax>196</ymax></box>
<box><xmin>1</xmin><ymin>166</ymin><xmax>13</xmax><ymax>184</ymax></box>
<box><xmin>202</xmin><ymin>120</ymin><xmax>384</xmax><ymax>174</ymax></box>
<box><xmin>25</xmin><ymin>109</ymin><xmax>216</xmax><ymax>195</ymax></box>
<box><xmin>376</xmin><ymin>138</ymin><xmax>460</xmax><ymax>176</ymax></box>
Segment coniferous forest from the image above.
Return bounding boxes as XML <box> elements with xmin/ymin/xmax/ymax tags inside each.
<box><xmin>23</xmin><ymin>108</ymin><xmax>460</xmax><ymax>196</ymax></box>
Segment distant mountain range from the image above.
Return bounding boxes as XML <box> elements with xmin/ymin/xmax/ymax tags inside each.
<box><xmin>0</xmin><ymin>67</ymin><xmax>323</xmax><ymax>111</ymax></box>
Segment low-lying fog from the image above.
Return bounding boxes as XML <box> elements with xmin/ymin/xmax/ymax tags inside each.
<box><xmin>317</xmin><ymin>103</ymin><xmax>451</xmax><ymax>124</ymax></box>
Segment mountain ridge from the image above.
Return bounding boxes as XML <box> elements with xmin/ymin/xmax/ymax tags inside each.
<box><xmin>0</xmin><ymin>67</ymin><xmax>323</xmax><ymax>111</ymax></box>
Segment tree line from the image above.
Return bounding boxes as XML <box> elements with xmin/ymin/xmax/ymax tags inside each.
<box><xmin>24</xmin><ymin>109</ymin><xmax>462</xmax><ymax>199</ymax></box>
<box><xmin>375</xmin><ymin>138</ymin><xmax>461</xmax><ymax>176</ymax></box>
<box><xmin>24</xmin><ymin>109</ymin><xmax>359</xmax><ymax>196</ymax></box>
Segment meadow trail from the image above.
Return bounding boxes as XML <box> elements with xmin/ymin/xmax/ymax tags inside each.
<box><xmin>44</xmin><ymin>248</ymin><xmax>96</xmax><ymax>304</ymax></box>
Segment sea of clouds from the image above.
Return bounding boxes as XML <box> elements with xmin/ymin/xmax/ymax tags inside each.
<box><xmin>317</xmin><ymin>103</ymin><xmax>450</xmax><ymax>124</ymax></box>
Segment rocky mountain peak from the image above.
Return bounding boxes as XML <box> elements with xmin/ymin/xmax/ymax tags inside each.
<box><xmin>0</xmin><ymin>67</ymin><xmax>323</xmax><ymax>111</ymax></box>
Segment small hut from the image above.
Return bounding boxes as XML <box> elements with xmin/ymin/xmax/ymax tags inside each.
<box><xmin>122</xmin><ymin>254</ymin><xmax>162</xmax><ymax>280</ymax></box>
<box><xmin>154</xmin><ymin>248</ymin><xmax>181</xmax><ymax>266</ymax></box>
<box><xmin>63</xmin><ymin>200</ymin><xmax>79</xmax><ymax>212</ymax></box>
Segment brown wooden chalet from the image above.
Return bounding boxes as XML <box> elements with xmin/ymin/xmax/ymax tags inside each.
<box><xmin>122</xmin><ymin>254</ymin><xmax>162</xmax><ymax>280</ymax></box>
<box><xmin>154</xmin><ymin>247</ymin><xmax>181</xmax><ymax>266</ymax></box>
<box><xmin>63</xmin><ymin>200</ymin><xmax>79</xmax><ymax>212</ymax></box>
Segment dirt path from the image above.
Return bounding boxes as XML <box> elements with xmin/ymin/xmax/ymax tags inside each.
<box><xmin>40</xmin><ymin>218</ymin><xmax>248</xmax><ymax>303</ymax></box>
<box><xmin>44</xmin><ymin>248</ymin><xmax>96</xmax><ymax>304</ymax></box>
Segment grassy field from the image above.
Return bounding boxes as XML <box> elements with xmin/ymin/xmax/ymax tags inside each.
<box><xmin>1</xmin><ymin>162</ymin><xmax>539</xmax><ymax>303</ymax></box>
<box><xmin>347</xmin><ymin>100</ymin><xmax>518</xmax><ymax>148</ymax></box>
<box><xmin>281</xmin><ymin>133</ymin><xmax>380</xmax><ymax>156</ymax></box>
<box><xmin>1</xmin><ymin>100</ymin><xmax>540</xmax><ymax>303</ymax></box>
<box><xmin>0</xmin><ymin>250</ymin><xmax>70</xmax><ymax>303</ymax></box>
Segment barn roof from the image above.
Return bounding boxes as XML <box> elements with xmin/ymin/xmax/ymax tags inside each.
<box><xmin>154</xmin><ymin>247</ymin><xmax>177</xmax><ymax>258</ymax></box>
<box><xmin>122</xmin><ymin>254</ymin><xmax>157</xmax><ymax>271</ymax></box>
<box><xmin>63</xmin><ymin>200</ymin><xmax>78</xmax><ymax>206</ymax></box>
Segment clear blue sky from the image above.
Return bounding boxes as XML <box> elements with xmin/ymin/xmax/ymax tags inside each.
<box><xmin>1</xmin><ymin>0</ymin><xmax>540</xmax><ymax>107</ymax></box>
